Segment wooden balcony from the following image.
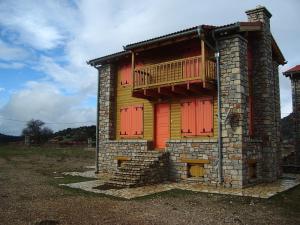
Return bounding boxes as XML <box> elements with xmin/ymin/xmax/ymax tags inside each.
<box><xmin>132</xmin><ymin>56</ymin><xmax>216</xmax><ymax>99</ymax></box>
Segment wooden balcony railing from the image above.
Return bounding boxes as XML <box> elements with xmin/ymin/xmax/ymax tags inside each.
<box><xmin>133</xmin><ymin>56</ymin><xmax>216</xmax><ymax>90</ymax></box>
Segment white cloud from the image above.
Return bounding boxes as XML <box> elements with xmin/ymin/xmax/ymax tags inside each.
<box><xmin>0</xmin><ymin>0</ymin><xmax>76</xmax><ymax>50</ymax></box>
<box><xmin>0</xmin><ymin>39</ymin><xmax>29</xmax><ymax>61</ymax></box>
<box><xmin>0</xmin><ymin>0</ymin><xmax>299</xmax><ymax>135</ymax></box>
<box><xmin>36</xmin><ymin>56</ymin><xmax>96</xmax><ymax>95</ymax></box>
<box><xmin>0</xmin><ymin>87</ymin><xmax>5</xmax><ymax>92</ymax></box>
<box><xmin>0</xmin><ymin>62</ymin><xmax>25</xmax><ymax>69</ymax></box>
<box><xmin>0</xmin><ymin>81</ymin><xmax>95</xmax><ymax>135</ymax></box>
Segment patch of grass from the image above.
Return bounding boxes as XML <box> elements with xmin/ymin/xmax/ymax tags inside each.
<box><xmin>50</xmin><ymin>175</ymin><xmax>96</xmax><ymax>185</ymax></box>
<box><xmin>49</xmin><ymin>175</ymin><xmax>125</xmax><ymax>200</ymax></box>
<box><xmin>0</xmin><ymin>145</ymin><xmax>93</xmax><ymax>160</ymax></box>
<box><xmin>59</xmin><ymin>185</ymin><xmax>124</xmax><ymax>199</ymax></box>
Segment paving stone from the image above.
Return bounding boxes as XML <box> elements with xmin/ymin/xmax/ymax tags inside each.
<box><xmin>61</xmin><ymin>170</ymin><xmax>300</xmax><ymax>199</ymax></box>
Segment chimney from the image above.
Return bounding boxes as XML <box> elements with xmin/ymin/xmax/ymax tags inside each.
<box><xmin>246</xmin><ymin>5</ymin><xmax>272</xmax><ymax>30</ymax></box>
<box><xmin>245</xmin><ymin>5</ymin><xmax>281</xmax><ymax>181</ymax></box>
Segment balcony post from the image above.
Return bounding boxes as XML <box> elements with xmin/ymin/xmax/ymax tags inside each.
<box><xmin>201</xmin><ymin>39</ymin><xmax>206</xmax><ymax>87</ymax></box>
<box><xmin>131</xmin><ymin>51</ymin><xmax>135</xmax><ymax>88</ymax></box>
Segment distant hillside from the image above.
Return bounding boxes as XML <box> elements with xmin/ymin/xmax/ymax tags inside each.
<box><xmin>281</xmin><ymin>113</ymin><xmax>294</xmax><ymax>140</ymax></box>
<box><xmin>0</xmin><ymin>133</ymin><xmax>23</xmax><ymax>144</ymax></box>
<box><xmin>52</xmin><ymin>125</ymin><xmax>96</xmax><ymax>143</ymax></box>
<box><xmin>0</xmin><ymin>117</ymin><xmax>293</xmax><ymax>145</ymax></box>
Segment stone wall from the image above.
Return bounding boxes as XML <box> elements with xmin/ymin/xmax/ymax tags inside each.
<box><xmin>273</xmin><ymin>61</ymin><xmax>282</xmax><ymax>176</ymax></box>
<box><xmin>97</xmin><ymin>64</ymin><xmax>153</xmax><ymax>173</ymax></box>
<box><xmin>246</xmin><ymin>6</ymin><xmax>281</xmax><ymax>182</ymax></box>
<box><xmin>167</xmin><ymin>140</ymin><xmax>218</xmax><ymax>185</ymax></box>
<box><xmin>98</xmin><ymin>140</ymin><xmax>152</xmax><ymax>173</ymax></box>
<box><xmin>291</xmin><ymin>76</ymin><xmax>300</xmax><ymax>164</ymax></box>
<box><xmin>218</xmin><ymin>34</ymin><xmax>249</xmax><ymax>188</ymax></box>
<box><xmin>98</xmin><ymin>64</ymin><xmax>116</xmax><ymax>141</ymax></box>
<box><xmin>243</xmin><ymin>139</ymin><xmax>263</xmax><ymax>185</ymax></box>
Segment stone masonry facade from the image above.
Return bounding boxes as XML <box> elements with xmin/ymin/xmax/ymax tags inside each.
<box><xmin>97</xmin><ymin>64</ymin><xmax>151</xmax><ymax>173</ymax></box>
<box><xmin>95</xmin><ymin>6</ymin><xmax>282</xmax><ymax>188</ymax></box>
<box><xmin>246</xmin><ymin>7</ymin><xmax>281</xmax><ymax>181</ymax></box>
<box><xmin>167</xmin><ymin>140</ymin><xmax>219</xmax><ymax>185</ymax></box>
<box><xmin>291</xmin><ymin>75</ymin><xmax>300</xmax><ymax>164</ymax></box>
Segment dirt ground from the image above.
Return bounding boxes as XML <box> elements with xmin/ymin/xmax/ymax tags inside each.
<box><xmin>0</xmin><ymin>146</ymin><xmax>299</xmax><ymax>225</ymax></box>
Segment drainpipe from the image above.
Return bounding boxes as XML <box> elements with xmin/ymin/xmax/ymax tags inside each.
<box><xmin>95</xmin><ymin>65</ymin><xmax>101</xmax><ymax>174</ymax></box>
<box><xmin>212</xmin><ymin>31</ymin><xmax>223</xmax><ymax>185</ymax></box>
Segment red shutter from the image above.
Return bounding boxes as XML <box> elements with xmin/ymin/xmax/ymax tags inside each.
<box><xmin>203</xmin><ymin>98</ymin><xmax>213</xmax><ymax>135</ymax></box>
<box><xmin>126</xmin><ymin>64</ymin><xmax>132</xmax><ymax>85</ymax></box>
<box><xmin>126</xmin><ymin>107</ymin><xmax>132</xmax><ymax>136</ymax></box>
<box><xmin>196</xmin><ymin>98</ymin><xmax>213</xmax><ymax>136</ymax></box>
<box><xmin>120</xmin><ymin>64</ymin><xmax>131</xmax><ymax>86</ymax></box>
<box><xmin>120</xmin><ymin>107</ymin><xmax>129</xmax><ymax>136</ymax></box>
<box><xmin>188</xmin><ymin>100</ymin><xmax>196</xmax><ymax>135</ymax></box>
<box><xmin>196</xmin><ymin>99</ymin><xmax>204</xmax><ymax>135</ymax></box>
<box><xmin>131</xmin><ymin>105</ymin><xmax>143</xmax><ymax>136</ymax></box>
<box><xmin>181</xmin><ymin>100</ymin><xmax>196</xmax><ymax>136</ymax></box>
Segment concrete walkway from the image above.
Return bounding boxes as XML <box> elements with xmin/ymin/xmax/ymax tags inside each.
<box><xmin>60</xmin><ymin>169</ymin><xmax>300</xmax><ymax>199</ymax></box>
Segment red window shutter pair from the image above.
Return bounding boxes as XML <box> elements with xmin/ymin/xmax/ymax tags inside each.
<box><xmin>120</xmin><ymin>64</ymin><xmax>132</xmax><ymax>86</ymax></box>
<box><xmin>120</xmin><ymin>105</ymin><xmax>143</xmax><ymax>137</ymax></box>
<box><xmin>181</xmin><ymin>98</ymin><xmax>213</xmax><ymax>137</ymax></box>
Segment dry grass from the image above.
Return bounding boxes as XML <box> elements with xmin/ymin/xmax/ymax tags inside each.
<box><xmin>0</xmin><ymin>145</ymin><xmax>299</xmax><ymax>225</ymax></box>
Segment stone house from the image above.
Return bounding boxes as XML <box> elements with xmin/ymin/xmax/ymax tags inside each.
<box><xmin>88</xmin><ymin>6</ymin><xmax>285</xmax><ymax>188</ymax></box>
<box><xmin>283</xmin><ymin>66</ymin><xmax>300</xmax><ymax>166</ymax></box>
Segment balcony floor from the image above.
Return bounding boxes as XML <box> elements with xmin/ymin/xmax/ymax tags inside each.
<box><xmin>132</xmin><ymin>79</ymin><xmax>216</xmax><ymax>100</ymax></box>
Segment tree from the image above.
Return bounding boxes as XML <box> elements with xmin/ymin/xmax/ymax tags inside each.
<box><xmin>22</xmin><ymin>119</ymin><xmax>53</xmax><ymax>144</ymax></box>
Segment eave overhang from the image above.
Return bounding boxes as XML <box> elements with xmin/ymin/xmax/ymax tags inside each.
<box><xmin>87</xmin><ymin>21</ymin><xmax>286</xmax><ymax>67</ymax></box>
<box><xmin>271</xmin><ymin>35</ymin><xmax>286</xmax><ymax>65</ymax></box>
<box><xmin>87</xmin><ymin>51</ymin><xmax>130</xmax><ymax>67</ymax></box>
<box><xmin>283</xmin><ymin>65</ymin><xmax>300</xmax><ymax>77</ymax></box>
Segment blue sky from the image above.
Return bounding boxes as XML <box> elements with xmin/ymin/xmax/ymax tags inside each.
<box><xmin>0</xmin><ymin>0</ymin><xmax>299</xmax><ymax>135</ymax></box>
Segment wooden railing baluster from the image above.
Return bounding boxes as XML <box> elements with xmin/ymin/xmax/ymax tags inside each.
<box><xmin>132</xmin><ymin>56</ymin><xmax>216</xmax><ymax>89</ymax></box>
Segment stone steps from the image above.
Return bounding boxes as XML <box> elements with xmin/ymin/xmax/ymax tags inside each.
<box><xmin>105</xmin><ymin>151</ymin><xmax>169</xmax><ymax>188</ymax></box>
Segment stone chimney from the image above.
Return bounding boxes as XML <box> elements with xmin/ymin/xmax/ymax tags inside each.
<box><xmin>246</xmin><ymin>5</ymin><xmax>272</xmax><ymax>30</ymax></box>
<box><xmin>245</xmin><ymin>6</ymin><xmax>281</xmax><ymax>181</ymax></box>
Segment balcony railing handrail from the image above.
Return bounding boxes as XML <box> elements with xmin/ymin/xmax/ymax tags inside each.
<box><xmin>135</xmin><ymin>55</ymin><xmax>203</xmax><ymax>70</ymax></box>
<box><xmin>133</xmin><ymin>55</ymin><xmax>216</xmax><ymax>90</ymax></box>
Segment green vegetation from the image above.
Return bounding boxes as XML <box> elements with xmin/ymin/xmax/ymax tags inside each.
<box><xmin>50</xmin><ymin>175</ymin><xmax>96</xmax><ymax>185</ymax></box>
<box><xmin>0</xmin><ymin>125</ymin><xmax>96</xmax><ymax>145</ymax></box>
<box><xmin>0</xmin><ymin>145</ymin><xmax>93</xmax><ymax>160</ymax></box>
<box><xmin>22</xmin><ymin>119</ymin><xmax>53</xmax><ymax>144</ymax></box>
<box><xmin>53</xmin><ymin>125</ymin><xmax>95</xmax><ymax>142</ymax></box>
<box><xmin>0</xmin><ymin>133</ymin><xmax>22</xmax><ymax>143</ymax></box>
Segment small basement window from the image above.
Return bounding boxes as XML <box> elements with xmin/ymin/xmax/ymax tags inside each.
<box><xmin>187</xmin><ymin>163</ymin><xmax>204</xmax><ymax>178</ymax></box>
<box><xmin>248</xmin><ymin>161</ymin><xmax>257</xmax><ymax>179</ymax></box>
<box><xmin>115</xmin><ymin>156</ymin><xmax>130</xmax><ymax>168</ymax></box>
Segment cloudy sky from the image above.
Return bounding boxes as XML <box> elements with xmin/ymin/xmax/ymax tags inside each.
<box><xmin>0</xmin><ymin>0</ymin><xmax>299</xmax><ymax>135</ymax></box>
